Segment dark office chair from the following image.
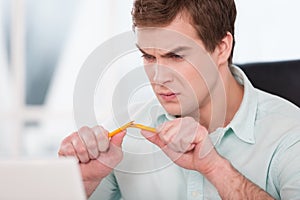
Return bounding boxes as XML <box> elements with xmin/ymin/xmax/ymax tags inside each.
<box><xmin>238</xmin><ymin>59</ymin><xmax>300</xmax><ymax>107</ymax></box>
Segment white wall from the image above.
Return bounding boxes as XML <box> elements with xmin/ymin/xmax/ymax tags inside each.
<box><xmin>234</xmin><ymin>0</ymin><xmax>300</xmax><ymax>63</ymax></box>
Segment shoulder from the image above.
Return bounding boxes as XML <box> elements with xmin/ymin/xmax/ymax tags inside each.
<box><xmin>252</xmin><ymin>88</ymin><xmax>300</xmax><ymax>151</ymax></box>
<box><xmin>255</xmin><ymin>88</ymin><xmax>300</xmax><ymax>124</ymax></box>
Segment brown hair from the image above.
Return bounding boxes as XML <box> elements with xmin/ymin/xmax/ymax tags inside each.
<box><xmin>132</xmin><ymin>0</ymin><xmax>237</xmax><ymax>64</ymax></box>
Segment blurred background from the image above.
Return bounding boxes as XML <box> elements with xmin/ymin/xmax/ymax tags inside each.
<box><xmin>0</xmin><ymin>0</ymin><xmax>299</xmax><ymax>158</ymax></box>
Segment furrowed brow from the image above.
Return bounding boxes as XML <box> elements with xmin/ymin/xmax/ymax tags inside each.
<box><xmin>136</xmin><ymin>44</ymin><xmax>149</xmax><ymax>55</ymax></box>
<box><xmin>136</xmin><ymin>44</ymin><xmax>190</xmax><ymax>56</ymax></box>
<box><xmin>162</xmin><ymin>46</ymin><xmax>190</xmax><ymax>57</ymax></box>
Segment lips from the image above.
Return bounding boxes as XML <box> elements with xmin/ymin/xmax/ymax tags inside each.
<box><xmin>158</xmin><ymin>92</ymin><xmax>179</xmax><ymax>101</ymax></box>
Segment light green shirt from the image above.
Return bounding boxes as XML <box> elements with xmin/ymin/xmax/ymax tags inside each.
<box><xmin>91</xmin><ymin>66</ymin><xmax>300</xmax><ymax>200</ymax></box>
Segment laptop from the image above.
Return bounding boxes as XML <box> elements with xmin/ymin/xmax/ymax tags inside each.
<box><xmin>0</xmin><ymin>158</ymin><xmax>86</xmax><ymax>200</ymax></box>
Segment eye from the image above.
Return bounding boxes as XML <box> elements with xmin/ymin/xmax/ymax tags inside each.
<box><xmin>142</xmin><ymin>54</ymin><xmax>156</xmax><ymax>63</ymax></box>
<box><xmin>169</xmin><ymin>54</ymin><xmax>184</xmax><ymax>62</ymax></box>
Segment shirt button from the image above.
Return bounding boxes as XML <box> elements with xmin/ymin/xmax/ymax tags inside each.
<box><xmin>192</xmin><ymin>191</ymin><xmax>199</xmax><ymax>198</ymax></box>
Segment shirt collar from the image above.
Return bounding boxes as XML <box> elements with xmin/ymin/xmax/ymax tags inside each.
<box><xmin>226</xmin><ymin>65</ymin><xmax>258</xmax><ymax>144</ymax></box>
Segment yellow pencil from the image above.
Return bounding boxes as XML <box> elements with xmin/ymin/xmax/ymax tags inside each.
<box><xmin>108</xmin><ymin>121</ymin><xmax>134</xmax><ymax>137</ymax></box>
<box><xmin>108</xmin><ymin>121</ymin><xmax>157</xmax><ymax>138</ymax></box>
<box><xmin>130</xmin><ymin>123</ymin><xmax>157</xmax><ymax>133</ymax></box>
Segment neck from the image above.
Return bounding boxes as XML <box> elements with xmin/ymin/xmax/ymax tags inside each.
<box><xmin>199</xmin><ymin>64</ymin><xmax>244</xmax><ymax>133</ymax></box>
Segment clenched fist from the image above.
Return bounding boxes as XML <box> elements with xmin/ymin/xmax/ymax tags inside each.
<box><xmin>141</xmin><ymin>117</ymin><xmax>219</xmax><ymax>174</ymax></box>
<box><xmin>58</xmin><ymin>125</ymin><xmax>126</xmax><ymax>197</ymax></box>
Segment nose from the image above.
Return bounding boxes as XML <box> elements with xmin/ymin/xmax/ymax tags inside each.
<box><xmin>152</xmin><ymin>60</ymin><xmax>173</xmax><ymax>85</ymax></box>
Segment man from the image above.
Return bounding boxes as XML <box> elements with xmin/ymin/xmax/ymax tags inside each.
<box><xmin>59</xmin><ymin>0</ymin><xmax>300</xmax><ymax>199</ymax></box>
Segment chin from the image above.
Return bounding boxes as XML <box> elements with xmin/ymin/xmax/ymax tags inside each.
<box><xmin>166</xmin><ymin>105</ymin><xmax>200</xmax><ymax>119</ymax></box>
<box><xmin>161</xmin><ymin>104</ymin><xmax>182</xmax><ymax>116</ymax></box>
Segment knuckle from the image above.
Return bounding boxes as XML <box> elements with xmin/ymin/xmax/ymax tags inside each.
<box><xmin>60</xmin><ymin>139</ymin><xmax>68</xmax><ymax>147</ymax></box>
<box><xmin>93</xmin><ymin>125</ymin><xmax>104</xmax><ymax>131</ymax></box>
<box><xmin>76</xmin><ymin>146</ymin><xmax>87</xmax><ymax>156</ymax></box>
<box><xmin>58</xmin><ymin>143</ymin><xmax>75</xmax><ymax>156</ymax></box>
<box><xmin>78</xmin><ymin>126</ymin><xmax>92</xmax><ymax>135</ymax></box>
<box><xmin>160</xmin><ymin>134</ymin><xmax>171</xmax><ymax>144</ymax></box>
<box><xmin>96</xmin><ymin>132</ymin><xmax>109</xmax><ymax>143</ymax></box>
<box><xmin>94</xmin><ymin>126</ymin><xmax>108</xmax><ymax>136</ymax></box>
<box><xmin>64</xmin><ymin>147</ymin><xmax>75</xmax><ymax>156</ymax></box>
<box><xmin>86</xmin><ymin>141</ymin><xmax>98</xmax><ymax>150</ymax></box>
<box><xmin>89</xmin><ymin>150</ymin><xmax>99</xmax><ymax>159</ymax></box>
<box><xmin>98</xmin><ymin>140</ymin><xmax>109</xmax><ymax>152</ymax></box>
<box><xmin>61</xmin><ymin>132</ymin><xmax>77</xmax><ymax>144</ymax></box>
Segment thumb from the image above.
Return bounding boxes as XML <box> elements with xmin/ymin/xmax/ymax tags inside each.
<box><xmin>141</xmin><ymin>130</ymin><xmax>165</xmax><ymax>148</ymax></box>
<box><xmin>110</xmin><ymin>130</ymin><xmax>126</xmax><ymax>147</ymax></box>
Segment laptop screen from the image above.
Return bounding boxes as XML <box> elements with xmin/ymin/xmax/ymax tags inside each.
<box><xmin>0</xmin><ymin>158</ymin><xmax>86</xmax><ymax>200</ymax></box>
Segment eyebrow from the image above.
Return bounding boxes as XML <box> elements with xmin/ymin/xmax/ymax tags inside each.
<box><xmin>136</xmin><ymin>44</ymin><xmax>191</xmax><ymax>56</ymax></box>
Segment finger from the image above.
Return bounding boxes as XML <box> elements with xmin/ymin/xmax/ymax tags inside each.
<box><xmin>110</xmin><ymin>130</ymin><xmax>126</xmax><ymax>147</ymax></box>
<box><xmin>168</xmin><ymin>137</ymin><xmax>195</xmax><ymax>153</ymax></box>
<box><xmin>92</xmin><ymin>126</ymin><xmax>109</xmax><ymax>152</ymax></box>
<box><xmin>58</xmin><ymin>142</ymin><xmax>80</xmax><ymax>162</ymax></box>
<box><xmin>186</xmin><ymin>144</ymin><xmax>196</xmax><ymax>152</ymax></box>
<box><xmin>165</xmin><ymin>117</ymin><xmax>200</xmax><ymax>152</ymax></box>
<box><xmin>58</xmin><ymin>137</ymin><xmax>77</xmax><ymax>156</ymax></box>
<box><xmin>193</xmin><ymin>125</ymin><xmax>208</xmax><ymax>144</ymax></box>
<box><xmin>141</xmin><ymin>130</ymin><xmax>166</xmax><ymax>148</ymax></box>
<box><xmin>58</xmin><ymin>134</ymin><xmax>72</xmax><ymax>156</ymax></box>
<box><xmin>168</xmin><ymin>123</ymin><xmax>198</xmax><ymax>153</ymax></box>
<box><xmin>71</xmin><ymin>132</ymin><xmax>90</xmax><ymax>163</ymax></box>
<box><xmin>58</xmin><ymin>133</ymin><xmax>80</xmax><ymax>159</ymax></box>
<box><xmin>78</xmin><ymin>126</ymin><xmax>99</xmax><ymax>159</ymax></box>
<box><xmin>157</xmin><ymin>121</ymin><xmax>176</xmax><ymax>144</ymax></box>
<box><xmin>95</xmin><ymin>131</ymin><xmax>126</xmax><ymax>170</ymax></box>
<box><xmin>158</xmin><ymin>118</ymin><xmax>188</xmax><ymax>150</ymax></box>
<box><xmin>162</xmin><ymin>126</ymin><xmax>180</xmax><ymax>148</ymax></box>
<box><xmin>156</xmin><ymin>120</ymin><xmax>173</xmax><ymax>133</ymax></box>
<box><xmin>141</xmin><ymin>130</ymin><xmax>189</xmax><ymax>164</ymax></box>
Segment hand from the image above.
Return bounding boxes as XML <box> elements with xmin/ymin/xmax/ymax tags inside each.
<box><xmin>58</xmin><ymin>126</ymin><xmax>126</xmax><ymax>196</ymax></box>
<box><xmin>142</xmin><ymin>117</ymin><xmax>275</xmax><ymax>199</ymax></box>
<box><xmin>141</xmin><ymin>117</ymin><xmax>220</xmax><ymax>174</ymax></box>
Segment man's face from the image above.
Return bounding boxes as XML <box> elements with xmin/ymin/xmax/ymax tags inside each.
<box><xmin>136</xmin><ymin>14</ymin><xmax>220</xmax><ymax>118</ymax></box>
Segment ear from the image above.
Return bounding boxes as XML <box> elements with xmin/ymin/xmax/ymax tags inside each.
<box><xmin>214</xmin><ymin>32</ymin><xmax>233</xmax><ymax>66</ymax></box>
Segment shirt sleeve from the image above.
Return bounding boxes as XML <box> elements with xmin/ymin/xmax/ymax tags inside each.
<box><xmin>273</xmin><ymin>131</ymin><xmax>300</xmax><ymax>200</ymax></box>
<box><xmin>89</xmin><ymin>172</ymin><xmax>121</xmax><ymax>200</ymax></box>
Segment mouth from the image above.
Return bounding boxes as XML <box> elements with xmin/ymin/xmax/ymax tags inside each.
<box><xmin>158</xmin><ymin>92</ymin><xmax>179</xmax><ymax>101</ymax></box>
